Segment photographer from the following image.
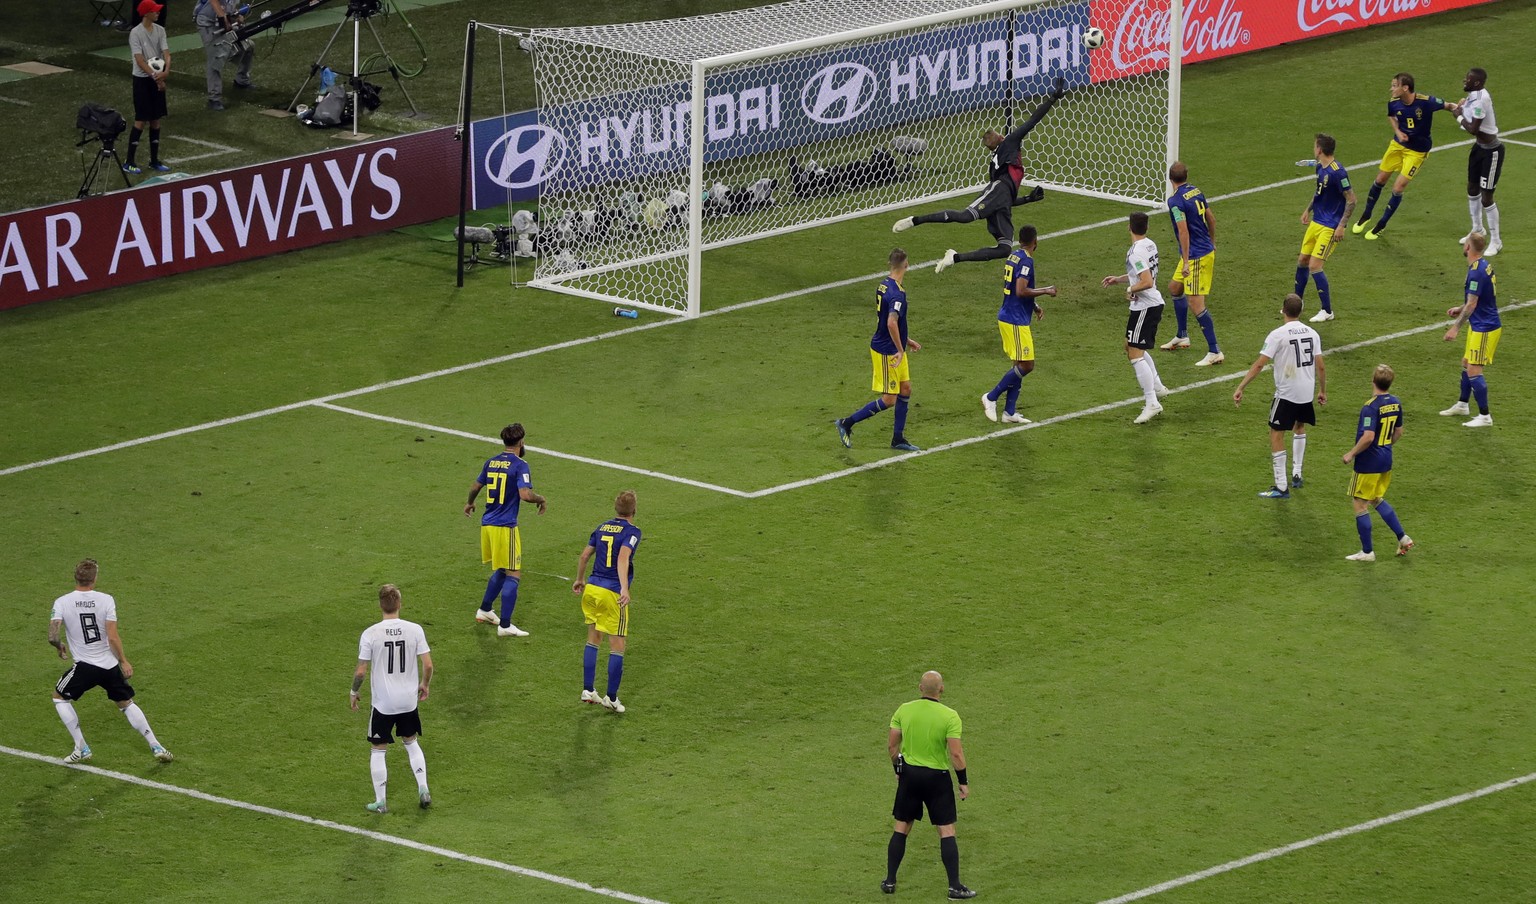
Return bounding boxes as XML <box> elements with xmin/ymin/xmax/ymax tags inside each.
<box><xmin>195</xmin><ymin>0</ymin><xmax>255</xmax><ymax>111</ymax></box>
<box><xmin>125</xmin><ymin>0</ymin><xmax>171</xmax><ymax>174</ymax></box>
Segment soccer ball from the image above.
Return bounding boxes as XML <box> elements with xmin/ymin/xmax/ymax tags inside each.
<box><xmin>1083</xmin><ymin>27</ymin><xmax>1105</xmax><ymax>50</ymax></box>
<box><xmin>148</xmin><ymin>57</ymin><xmax>166</xmax><ymax>73</ymax></box>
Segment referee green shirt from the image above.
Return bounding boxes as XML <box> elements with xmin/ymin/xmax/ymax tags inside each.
<box><xmin>890</xmin><ymin>697</ymin><xmax>962</xmax><ymax>770</ymax></box>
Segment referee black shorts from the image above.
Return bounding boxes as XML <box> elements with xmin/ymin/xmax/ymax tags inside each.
<box><xmin>892</xmin><ymin>764</ymin><xmax>958</xmax><ymax>826</ymax></box>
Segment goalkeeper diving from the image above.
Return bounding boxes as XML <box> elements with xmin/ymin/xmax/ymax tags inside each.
<box><xmin>894</xmin><ymin>76</ymin><xmax>1067</xmax><ymax>273</ymax></box>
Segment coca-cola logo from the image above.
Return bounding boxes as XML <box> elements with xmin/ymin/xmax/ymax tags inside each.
<box><xmin>1110</xmin><ymin>0</ymin><xmax>1251</xmax><ymax>71</ymax></box>
<box><xmin>1296</xmin><ymin>0</ymin><xmax>1432</xmax><ymax>32</ymax></box>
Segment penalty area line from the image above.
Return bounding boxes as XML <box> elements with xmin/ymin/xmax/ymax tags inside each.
<box><xmin>1096</xmin><ymin>768</ymin><xmax>1536</xmax><ymax>904</ymax></box>
<box><xmin>313</xmin><ymin>402</ymin><xmax>754</xmax><ymax>498</ymax></box>
<box><xmin>749</xmin><ymin>299</ymin><xmax>1535</xmax><ymax>498</ymax></box>
<box><xmin>0</xmin><ymin>744</ymin><xmax>671</xmax><ymax>904</ymax></box>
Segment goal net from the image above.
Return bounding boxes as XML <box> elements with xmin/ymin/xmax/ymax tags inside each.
<box><xmin>520</xmin><ymin>0</ymin><xmax>1179</xmax><ymax>315</ymax></box>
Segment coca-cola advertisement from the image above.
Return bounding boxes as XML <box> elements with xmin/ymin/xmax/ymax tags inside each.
<box><xmin>0</xmin><ymin>127</ymin><xmax>459</xmax><ymax>311</ymax></box>
<box><xmin>1089</xmin><ymin>0</ymin><xmax>1497</xmax><ymax>80</ymax></box>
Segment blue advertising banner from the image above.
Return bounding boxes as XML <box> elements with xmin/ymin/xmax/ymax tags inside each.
<box><xmin>471</xmin><ymin>4</ymin><xmax>1090</xmax><ymax>208</ymax></box>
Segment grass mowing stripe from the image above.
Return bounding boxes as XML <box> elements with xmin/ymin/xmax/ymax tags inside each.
<box><xmin>1096</xmin><ymin>769</ymin><xmax>1536</xmax><ymax>904</ymax></box>
<box><xmin>0</xmin><ymin>744</ymin><xmax>672</xmax><ymax>904</ymax></box>
<box><xmin>3</xmin><ymin>125</ymin><xmax>1529</xmax><ymax>483</ymax></box>
<box><xmin>314</xmin><ymin>402</ymin><xmax>755</xmax><ymax>497</ymax></box>
<box><xmin>747</xmin><ymin>300</ymin><xmax>1536</xmax><ymax>497</ymax></box>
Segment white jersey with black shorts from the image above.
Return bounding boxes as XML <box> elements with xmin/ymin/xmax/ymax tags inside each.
<box><xmin>359</xmin><ymin>618</ymin><xmax>430</xmax><ymax>743</ymax></box>
<box><xmin>1461</xmin><ymin>88</ymin><xmax>1503</xmax><ymax>192</ymax></box>
<box><xmin>1260</xmin><ymin>321</ymin><xmax>1323</xmax><ymax>430</ymax></box>
<box><xmin>52</xmin><ymin>590</ymin><xmax>136</xmax><ymax>702</ymax></box>
<box><xmin>1124</xmin><ymin>237</ymin><xmax>1166</xmax><ymax>350</ymax></box>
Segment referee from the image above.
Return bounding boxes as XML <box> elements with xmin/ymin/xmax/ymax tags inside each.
<box><xmin>884</xmin><ymin>670</ymin><xmax>975</xmax><ymax>899</ymax></box>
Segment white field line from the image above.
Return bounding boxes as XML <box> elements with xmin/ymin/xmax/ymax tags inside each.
<box><xmin>0</xmin><ymin>744</ymin><xmax>670</xmax><ymax>904</ymax></box>
<box><xmin>1501</xmin><ymin>138</ymin><xmax>1536</xmax><ymax>150</ymax></box>
<box><xmin>314</xmin><ymin>402</ymin><xmax>753</xmax><ymax>497</ymax></box>
<box><xmin>0</xmin><ymin>95</ymin><xmax>33</xmax><ymax>106</ymax></box>
<box><xmin>171</xmin><ymin>135</ymin><xmax>242</xmax><ymax>164</ymax></box>
<box><xmin>3</xmin><ymin>124</ymin><xmax>1530</xmax><ymax>482</ymax></box>
<box><xmin>1096</xmin><ymin>769</ymin><xmax>1536</xmax><ymax>904</ymax></box>
<box><xmin>746</xmin><ymin>299</ymin><xmax>1536</xmax><ymax>497</ymax></box>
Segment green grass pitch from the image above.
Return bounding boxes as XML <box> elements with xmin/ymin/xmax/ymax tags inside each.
<box><xmin>3</xmin><ymin>1</ymin><xmax>1536</xmax><ymax>902</ymax></box>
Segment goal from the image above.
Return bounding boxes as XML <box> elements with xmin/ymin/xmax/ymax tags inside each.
<box><xmin>519</xmin><ymin>0</ymin><xmax>1180</xmax><ymax>316</ymax></box>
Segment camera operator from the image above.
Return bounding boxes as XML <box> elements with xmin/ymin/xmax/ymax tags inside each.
<box><xmin>126</xmin><ymin>0</ymin><xmax>171</xmax><ymax>174</ymax></box>
<box><xmin>194</xmin><ymin>0</ymin><xmax>254</xmax><ymax>111</ymax></box>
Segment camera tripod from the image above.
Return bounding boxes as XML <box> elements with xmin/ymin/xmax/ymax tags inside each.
<box><xmin>77</xmin><ymin>134</ymin><xmax>132</xmax><ymax>198</ymax></box>
<box><xmin>287</xmin><ymin>0</ymin><xmax>419</xmax><ymax>126</ymax></box>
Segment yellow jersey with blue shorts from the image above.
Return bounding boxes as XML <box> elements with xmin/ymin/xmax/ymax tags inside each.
<box><xmin>580</xmin><ymin>517</ymin><xmax>641</xmax><ymax>637</ymax></box>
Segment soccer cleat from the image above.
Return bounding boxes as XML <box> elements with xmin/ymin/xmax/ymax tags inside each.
<box><xmin>148</xmin><ymin>162</ymin><xmax>171</xmax><ymax>172</ymax></box>
<box><xmin>151</xmin><ymin>745</ymin><xmax>174</xmax><ymax>763</ymax></box>
<box><xmin>208</xmin><ymin>100</ymin><xmax>225</xmax><ymax>111</ymax></box>
<box><xmin>474</xmin><ymin>608</ymin><xmax>499</xmax><ymax>624</ymax></box>
<box><xmin>981</xmin><ymin>393</ymin><xmax>998</xmax><ymax>422</ymax></box>
<box><xmin>1346</xmin><ymin>551</ymin><xmax>1377</xmax><ymax>562</ymax></box>
<box><xmin>1439</xmin><ymin>401</ymin><xmax>1470</xmax><ymax>417</ymax></box>
<box><xmin>497</xmin><ymin>624</ymin><xmax>530</xmax><ymax>637</ymax></box>
<box><xmin>1486</xmin><ymin>241</ymin><xmax>1502</xmax><ymax>257</ymax></box>
<box><xmin>1350</xmin><ymin>215</ymin><xmax>1369</xmax><ymax>235</ymax></box>
<box><xmin>1194</xmin><ymin>351</ymin><xmax>1225</xmax><ymax>367</ymax></box>
<box><xmin>366</xmin><ymin>801</ymin><xmax>388</xmax><ymax>815</ymax></box>
<box><xmin>600</xmin><ymin>695</ymin><xmax>626</xmax><ymax>714</ymax></box>
<box><xmin>890</xmin><ymin>439</ymin><xmax>921</xmax><ymax>452</ymax></box>
<box><xmin>581</xmin><ymin>689</ymin><xmax>600</xmax><ymax>704</ymax></box>
<box><xmin>1159</xmin><ymin>336</ymin><xmax>1190</xmax><ymax>351</ymax></box>
<box><xmin>1155</xmin><ymin>384</ymin><xmax>1171</xmax><ymax>398</ymax></box>
<box><xmin>1458</xmin><ymin>231</ymin><xmax>1480</xmax><ymax>245</ymax></box>
<box><xmin>1291</xmin><ymin>474</ymin><xmax>1304</xmax><ymax>489</ymax></box>
<box><xmin>1133</xmin><ymin>403</ymin><xmax>1163</xmax><ymax>424</ymax></box>
<box><xmin>121</xmin><ymin>163</ymin><xmax>142</xmax><ymax>175</ymax></box>
<box><xmin>419</xmin><ymin>791</ymin><xmax>432</xmax><ymax>809</ymax></box>
<box><xmin>1309</xmin><ymin>309</ymin><xmax>1335</xmax><ymax>323</ymax></box>
<box><xmin>881</xmin><ymin>879</ymin><xmax>896</xmax><ymax>894</ymax></box>
<box><xmin>935</xmin><ymin>249</ymin><xmax>957</xmax><ymax>274</ymax></box>
<box><xmin>1000</xmin><ymin>412</ymin><xmax>1030</xmax><ymax>425</ymax></box>
<box><xmin>835</xmin><ymin>418</ymin><xmax>852</xmax><ymax>449</ymax></box>
<box><xmin>1397</xmin><ymin>535</ymin><xmax>1415</xmax><ymax>556</ymax></box>
<box><xmin>949</xmin><ymin>885</ymin><xmax>978</xmax><ymax>900</ymax></box>
<box><xmin>64</xmin><ymin>746</ymin><xmax>92</xmax><ymax>764</ymax></box>
<box><xmin>1258</xmin><ymin>486</ymin><xmax>1290</xmax><ymax>499</ymax></box>
<box><xmin>1364</xmin><ymin>225</ymin><xmax>1383</xmax><ymax>241</ymax></box>
<box><xmin>1463</xmin><ymin>414</ymin><xmax>1493</xmax><ymax>428</ymax></box>
<box><xmin>892</xmin><ymin>216</ymin><xmax>915</xmax><ymax>233</ymax></box>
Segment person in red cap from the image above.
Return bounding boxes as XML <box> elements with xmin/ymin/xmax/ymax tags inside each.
<box><xmin>125</xmin><ymin>0</ymin><xmax>172</xmax><ymax>174</ymax></box>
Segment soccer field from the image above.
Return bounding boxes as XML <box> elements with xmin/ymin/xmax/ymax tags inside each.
<box><xmin>3</xmin><ymin>1</ymin><xmax>1535</xmax><ymax>902</ymax></box>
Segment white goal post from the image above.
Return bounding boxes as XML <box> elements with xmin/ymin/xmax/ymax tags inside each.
<box><xmin>517</xmin><ymin>0</ymin><xmax>1181</xmax><ymax>316</ymax></box>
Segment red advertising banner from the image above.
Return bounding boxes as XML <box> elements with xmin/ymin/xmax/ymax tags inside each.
<box><xmin>0</xmin><ymin>127</ymin><xmax>459</xmax><ymax>310</ymax></box>
<box><xmin>1089</xmin><ymin>0</ymin><xmax>1499</xmax><ymax>81</ymax></box>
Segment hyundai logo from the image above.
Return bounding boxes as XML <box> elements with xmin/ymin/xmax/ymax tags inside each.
<box><xmin>486</xmin><ymin>124</ymin><xmax>567</xmax><ymax>189</ymax></box>
<box><xmin>800</xmin><ymin>63</ymin><xmax>877</xmax><ymax>125</ymax></box>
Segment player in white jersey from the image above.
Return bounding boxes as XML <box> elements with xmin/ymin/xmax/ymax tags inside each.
<box><xmin>48</xmin><ymin>559</ymin><xmax>173</xmax><ymax>764</ymax></box>
<box><xmin>1456</xmin><ymin>68</ymin><xmax>1502</xmax><ymax>255</ymax></box>
<box><xmin>351</xmin><ymin>584</ymin><xmax>433</xmax><ymax>814</ymax></box>
<box><xmin>1101</xmin><ymin>212</ymin><xmax>1170</xmax><ymax>424</ymax></box>
<box><xmin>1234</xmin><ymin>294</ymin><xmax>1327</xmax><ymax>499</ymax></box>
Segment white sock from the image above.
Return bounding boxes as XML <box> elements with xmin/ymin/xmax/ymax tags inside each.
<box><xmin>54</xmin><ymin>699</ymin><xmax>87</xmax><ymax>749</ymax></box>
<box><xmin>1145</xmin><ymin>351</ymin><xmax>1167</xmax><ymax>390</ymax></box>
<box><xmin>370</xmin><ymin>748</ymin><xmax>388</xmax><ymax>804</ymax></box>
<box><xmin>1468</xmin><ymin>195</ymin><xmax>1484</xmax><ymax>233</ymax></box>
<box><xmin>1131</xmin><ymin>356</ymin><xmax>1158</xmax><ymax>403</ymax></box>
<box><xmin>403</xmin><ymin>738</ymin><xmax>429</xmax><ymax>794</ymax></box>
<box><xmin>121</xmin><ymin>702</ymin><xmax>161</xmax><ymax>749</ymax></box>
<box><xmin>1485</xmin><ymin>203</ymin><xmax>1500</xmax><ymax>243</ymax></box>
<box><xmin>1292</xmin><ymin>434</ymin><xmax>1307</xmax><ymax>478</ymax></box>
<box><xmin>1271</xmin><ymin>451</ymin><xmax>1288</xmax><ymax>491</ymax></box>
